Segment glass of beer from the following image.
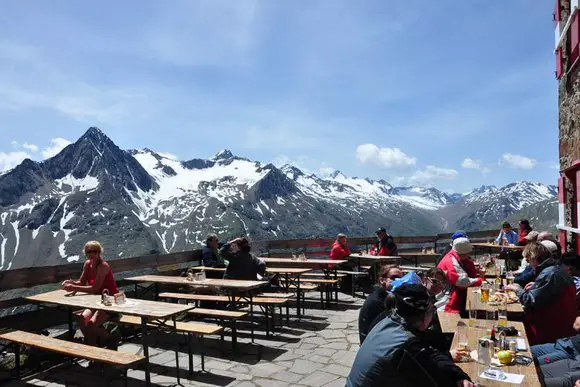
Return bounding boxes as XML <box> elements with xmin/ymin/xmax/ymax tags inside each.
<box><xmin>506</xmin><ymin>272</ymin><xmax>515</xmax><ymax>286</ymax></box>
<box><xmin>481</xmin><ymin>283</ymin><xmax>490</xmax><ymax>303</ymax></box>
<box><xmin>498</xmin><ymin>301</ymin><xmax>508</xmax><ymax>327</ymax></box>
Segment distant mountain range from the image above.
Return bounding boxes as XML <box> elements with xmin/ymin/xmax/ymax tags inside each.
<box><xmin>0</xmin><ymin>128</ymin><xmax>557</xmax><ymax>270</ymax></box>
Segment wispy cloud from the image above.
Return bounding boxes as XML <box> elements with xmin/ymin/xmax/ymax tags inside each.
<box><xmin>355</xmin><ymin>144</ymin><xmax>416</xmax><ymax>169</ymax></box>
<box><xmin>461</xmin><ymin>158</ymin><xmax>491</xmax><ymax>174</ymax></box>
<box><xmin>0</xmin><ymin>151</ymin><xmax>30</xmax><ymax>172</ymax></box>
<box><xmin>42</xmin><ymin>138</ymin><xmax>72</xmax><ymax>159</ymax></box>
<box><xmin>499</xmin><ymin>153</ymin><xmax>537</xmax><ymax>170</ymax></box>
<box><xmin>405</xmin><ymin>165</ymin><xmax>459</xmax><ymax>186</ymax></box>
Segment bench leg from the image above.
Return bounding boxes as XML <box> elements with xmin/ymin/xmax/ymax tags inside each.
<box><xmin>68</xmin><ymin>309</ymin><xmax>74</xmax><ymax>338</ymax></box>
<box><xmin>279</xmin><ymin>306</ymin><xmax>283</xmax><ymax>328</ymax></box>
<box><xmin>232</xmin><ymin>320</ymin><xmax>238</xmax><ymax>354</ymax></box>
<box><xmin>124</xmin><ymin>369</ymin><xmax>128</xmax><ymax>387</ymax></box>
<box><xmin>249</xmin><ymin>298</ymin><xmax>255</xmax><ymax>343</ymax></box>
<box><xmin>173</xmin><ymin>317</ymin><xmax>181</xmax><ymax>386</ymax></box>
<box><xmin>141</xmin><ymin>318</ymin><xmax>151</xmax><ymax>387</ymax></box>
<box><xmin>199</xmin><ymin>335</ymin><xmax>205</xmax><ymax>372</ymax></box>
<box><xmin>14</xmin><ymin>344</ymin><xmax>20</xmax><ymax>379</ymax></box>
<box><xmin>188</xmin><ymin>333</ymin><xmax>194</xmax><ymax>379</ymax></box>
<box><xmin>264</xmin><ymin>306</ymin><xmax>270</xmax><ymax>338</ymax></box>
<box><xmin>286</xmin><ymin>302</ymin><xmax>289</xmax><ymax>325</ymax></box>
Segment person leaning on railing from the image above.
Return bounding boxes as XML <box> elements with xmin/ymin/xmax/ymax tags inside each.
<box><xmin>61</xmin><ymin>240</ymin><xmax>118</xmax><ymax>347</ymax></box>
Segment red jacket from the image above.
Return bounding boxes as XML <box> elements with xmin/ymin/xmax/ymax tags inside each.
<box><xmin>437</xmin><ymin>250</ymin><xmax>483</xmax><ymax>314</ymax></box>
<box><xmin>518</xmin><ymin>227</ymin><xmax>532</xmax><ymax>245</ymax></box>
<box><xmin>330</xmin><ymin>241</ymin><xmax>351</xmax><ymax>261</ymax></box>
<box><xmin>370</xmin><ymin>235</ymin><xmax>398</xmax><ymax>256</ymax></box>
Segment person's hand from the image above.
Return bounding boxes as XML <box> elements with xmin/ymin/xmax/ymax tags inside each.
<box><xmin>63</xmin><ymin>283</ymin><xmax>75</xmax><ymax>292</ymax></box>
<box><xmin>524</xmin><ymin>282</ymin><xmax>535</xmax><ymax>291</ymax></box>
<box><xmin>457</xmin><ymin>380</ymin><xmax>475</xmax><ymax>387</ymax></box>
<box><xmin>450</xmin><ymin>348</ymin><xmax>470</xmax><ymax>362</ymax></box>
<box><xmin>61</xmin><ymin>279</ymin><xmax>72</xmax><ymax>287</ymax></box>
<box><xmin>573</xmin><ymin>317</ymin><xmax>580</xmax><ymax>332</ymax></box>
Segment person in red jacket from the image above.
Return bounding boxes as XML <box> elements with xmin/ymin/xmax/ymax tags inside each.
<box><xmin>370</xmin><ymin>227</ymin><xmax>398</xmax><ymax>256</ymax></box>
<box><xmin>437</xmin><ymin>237</ymin><xmax>482</xmax><ymax>315</ymax></box>
<box><xmin>330</xmin><ymin>233</ymin><xmax>351</xmax><ymax>261</ymax></box>
<box><xmin>518</xmin><ymin>219</ymin><xmax>533</xmax><ymax>246</ymax></box>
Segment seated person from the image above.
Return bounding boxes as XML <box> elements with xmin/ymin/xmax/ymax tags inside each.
<box><xmin>61</xmin><ymin>241</ymin><xmax>118</xmax><ymax>346</ymax></box>
<box><xmin>518</xmin><ymin>219</ymin><xmax>533</xmax><ymax>246</ymax></box>
<box><xmin>202</xmin><ymin>234</ymin><xmax>226</xmax><ymax>267</ymax></box>
<box><xmin>505</xmin><ymin>243</ymin><xmax>576</xmax><ymax>345</ymax></box>
<box><xmin>424</xmin><ymin>267</ymin><xmax>451</xmax><ymax>311</ymax></box>
<box><xmin>541</xmin><ymin>359</ymin><xmax>580</xmax><ymax>387</ymax></box>
<box><xmin>329</xmin><ymin>233</ymin><xmax>351</xmax><ymax>261</ymax></box>
<box><xmin>438</xmin><ymin>231</ymin><xmax>468</xmax><ymax>265</ymax></box>
<box><xmin>513</xmin><ymin>238</ymin><xmax>557</xmax><ymax>288</ymax></box>
<box><xmin>370</xmin><ymin>227</ymin><xmax>398</xmax><ymax>256</ymax></box>
<box><xmin>347</xmin><ymin>284</ymin><xmax>474</xmax><ymax>387</ymax></box>
<box><xmin>562</xmin><ymin>252</ymin><xmax>580</xmax><ymax>313</ymax></box>
<box><xmin>437</xmin><ymin>238</ymin><xmax>482</xmax><ymax>315</ymax></box>
<box><xmin>497</xmin><ymin>222</ymin><xmax>524</xmax><ymax>271</ymax></box>
<box><xmin>539</xmin><ymin>231</ymin><xmax>563</xmax><ymax>258</ymax></box>
<box><xmin>532</xmin><ymin>316</ymin><xmax>580</xmax><ymax>366</ymax></box>
<box><xmin>222</xmin><ymin>237</ymin><xmax>266</xmax><ymax>281</ymax></box>
<box><xmin>358</xmin><ymin>264</ymin><xmax>403</xmax><ymax>344</ymax></box>
<box><xmin>496</xmin><ymin>222</ymin><xmax>519</xmax><ymax>245</ymax></box>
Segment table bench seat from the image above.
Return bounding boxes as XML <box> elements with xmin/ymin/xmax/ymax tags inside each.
<box><xmin>303</xmin><ymin>273</ymin><xmax>347</xmax><ymax>278</ymax></box>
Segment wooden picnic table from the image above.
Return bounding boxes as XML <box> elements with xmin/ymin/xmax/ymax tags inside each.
<box><xmin>398</xmin><ymin>252</ymin><xmax>440</xmax><ymax>266</ymax></box>
<box><xmin>450</xmin><ymin>319</ymin><xmax>540</xmax><ymax>386</ymax></box>
<box><xmin>124</xmin><ymin>275</ymin><xmax>267</xmax><ymax>292</ymax></box>
<box><xmin>187</xmin><ymin>266</ymin><xmax>313</xmax><ymax>318</ymax></box>
<box><xmin>26</xmin><ymin>289</ymin><xmax>192</xmax><ymax>387</ymax></box>
<box><xmin>472</xmin><ymin>243</ymin><xmax>525</xmax><ymax>257</ymax></box>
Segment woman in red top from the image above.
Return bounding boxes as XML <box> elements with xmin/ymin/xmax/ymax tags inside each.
<box><xmin>330</xmin><ymin>233</ymin><xmax>351</xmax><ymax>261</ymax></box>
<box><xmin>62</xmin><ymin>240</ymin><xmax>118</xmax><ymax>346</ymax></box>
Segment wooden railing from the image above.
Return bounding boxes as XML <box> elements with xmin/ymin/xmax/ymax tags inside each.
<box><xmin>0</xmin><ymin>229</ymin><xmax>499</xmax><ymax>310</ymax></box>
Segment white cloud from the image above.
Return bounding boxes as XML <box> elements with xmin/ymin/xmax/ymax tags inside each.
<box><xmin>42</xmin><ymin>138</ymin><xmax>72</xmax><ymax>159</ymax></box>
<box><xmin>318</xmin><ymin>167</ymin><xmax>337</xmax><ymax>178</ymax></box>
<box><xmin>0</xmin><ymin>151</ymin><xmax>30</xmax><ymax>172</ymax></box>
<box><xmin>499</xmin><ymin>153</ymin><xmax>537</xmax><ymax>170</ymax></box>
<box><xmin>461</xmin><ymin>158</ymin><xmax>491</xmax><ymax>174</ymax></box>
<box><xmin>22</xmin><ymin>143</ymin><xmax>38</xmax><ymax>152</ymax></box>
<box><xmin>355</xmin><ymin>144</ymin><xmax>416</xmax><ymax>169</ymax></box>
<box><xmin>403</xmin><ymin>165</ymin><xmax>459</xmax><ymax>186</ymax></box>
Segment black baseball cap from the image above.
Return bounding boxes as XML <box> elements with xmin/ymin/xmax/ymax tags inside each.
<box><xmin>376</xmin><ymin>227</ymin><xmax>387</xmax><ymax>234</ymax></box>
<box><xmin>393</xmin><ymin>284</ymin><xmax>433</xmax><ymax>317</ymax></box>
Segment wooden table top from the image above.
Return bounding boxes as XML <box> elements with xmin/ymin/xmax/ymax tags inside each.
<box><xmin>472</xmin><ymin>243</ymin><xmax>525</xmax><ymax>250</ymax></box>
<box><xmin>437</xmin><ymin>311</ymin><xmax>462</xmax><ymax>333</ymax></box>
<box><xmin>450</xmin><ymin>319</ymin><xmax>539</xmax><ymax>386</ymax></box>
<box><xmin>124</xmin><ymin>275</ymin><xmax>268</xmax><ymax>291</ymax></box>
<box><xmin>25</xmin><ymin>290</ymin><xmax>192</xmax><ymax>319</ymax></box>
<box><xmin>467</xmin><ymin>287</ymin><xmax>524</xmax><ymax>314</ymax></box>
<box><xmin>190</xmin><ymin>266</ymin><xmax>312</xmax><ymax>275</ymax></box>
<box><xmin>400</xmin><ymin>265</ymin><xmax>433</xmax><ymax>272</ymax></box>
<box><xmin>399</xmin><ymin>252</ymin><xmax>441</xmax><ymax>257</ymax></box>
<box><xmin>259</xmin><ymin>258</ymin><xmax>348</xmax><ymax>268</ymax></box>
<box><xmin>347</xmin><ymin>254</ymin><xmax>400</xmax><ymax>262</ymax></box>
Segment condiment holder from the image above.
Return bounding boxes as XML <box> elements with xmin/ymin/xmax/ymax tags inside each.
<box><xmin>101</xmin><ymin>289</ymin><xmax>113</xmax><ymax>306</ymax></box>
<box><xmin>186</xmin><ymin>268</ymin><xmax>195</xmax><ymax>281</ymax></box>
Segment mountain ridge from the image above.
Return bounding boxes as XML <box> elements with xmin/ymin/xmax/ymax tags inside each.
<box><xmin>0</xmin><ymin>128</ymin><xmax>557</xmax><ymax>270</ymax></box>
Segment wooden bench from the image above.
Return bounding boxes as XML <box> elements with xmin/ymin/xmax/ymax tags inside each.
<box><xmin>0</xmin><ymin>330</ymin><xmax>144</xmax><ymax>383</ymax></box>
<box><xmin>118</xmin><ymin>315</ymin><xmax>222</xmax><ymax>376</ymax></box>
<box><xmin>337</xmin><ymin>270</ymin><xmax>370</xmax><ymax>297</ymax></box>
<box><xmin>302</xmin><ymin>272</ymin><xmax>347</xmax><ymax>279</ymax></box>
<box><xmin>187</xmin><ymin>308</ymin><xmax>248</xmax><ymax>351</ymax></box>
<box><xmin>158</xmin><ymin>292</ymin><xmax>288</xmax><ymax>337</ymax></box>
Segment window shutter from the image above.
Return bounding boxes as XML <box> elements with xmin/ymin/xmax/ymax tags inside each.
<box><xmin>570</xmin><ymin>12</ymin><xmax>580</xmax><ymax>65</ymax></box>
<box><xmin>558</xmin><ymin>176</ymin><xmax>567</xmax><ymax>252</ymax></box>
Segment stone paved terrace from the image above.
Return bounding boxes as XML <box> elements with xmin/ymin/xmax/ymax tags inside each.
<box><xmin>3</xmin><ymin>292</ymin><xmax>362</xmax><ymax>387</ymax></box>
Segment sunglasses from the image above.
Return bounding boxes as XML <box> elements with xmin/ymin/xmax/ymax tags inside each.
<box><xmin>85</xmin><ymin>249</ymin><xmax>100</xmax><ymax>254</ymax></box>
<box><xmin>388</xmin><ymin>275</ymin><xmax>401</xmax><ymax>280</ymax></box>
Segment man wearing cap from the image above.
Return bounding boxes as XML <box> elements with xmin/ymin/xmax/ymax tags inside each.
<box><xmin>370</xmin><ymin>227</ymin><xmax>398</xmax><ymax>257</ymax></box>
<box><xmin>358</xmin><ymin>264</ymin><xmax>403</xmax><ymax>344</ymax></box>
<box><xmin>438</xmin><ymin>231</ymin><xmax>468</xmax><ymax>265</ymax></box>
<box><xmin>437</xmin><ymin>238</ymin><xmax>482</xmax><ymax>315</ymax></box>
<box><xmin>347</xmin><ymin>284</ymin><xmax>474</xmax><ymax>386</ymax></box>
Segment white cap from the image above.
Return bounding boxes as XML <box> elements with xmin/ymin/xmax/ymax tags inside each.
<box><xmin>540</xmin><ymin>240</ymin><xmax>558</xmax><ymax>253</ymax></box>
<box><xmin>452</xmin><ymin>237</ymin><xmax>473</xmax><ymax>255</ymax></box>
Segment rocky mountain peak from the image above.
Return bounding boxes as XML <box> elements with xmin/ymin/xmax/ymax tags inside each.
<box><xmin>213</xmin><ymin>149</ymin><xmax>234</xmax><ymax>161</ymax></box>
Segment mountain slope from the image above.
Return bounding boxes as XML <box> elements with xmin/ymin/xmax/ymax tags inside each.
<box><xmin>0</xmin><ymin>127</ymin><xmax>558</xmax><ymax>270</ymax></box>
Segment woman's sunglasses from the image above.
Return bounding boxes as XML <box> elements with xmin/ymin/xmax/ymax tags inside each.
<box><xmin>85</xmin><ymin>249</ymin><xmax>100</xmax><ymax>254</ymax></box>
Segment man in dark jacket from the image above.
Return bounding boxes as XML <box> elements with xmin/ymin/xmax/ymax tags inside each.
<box><xmin>370</xmin><ymin>227</ymin><xmax>398</xmax><ymax>256</ymax></box>
<box><xmin>348</xmin><ymin>284</ymin><xmax>473</xmax><ymax>387</ymax></box>
<box><xmin>358</xmin><ymin>264</ymin><xmax>403</xmax><ymax>343</ymax></box>
<box><xmin>222</xmin><ymin>237</ymin><xmax>266</xmax><ymax>281</ymax></box>
<box><xmin>202</xmin><ymin>234</ymin><xmax>226</xmax><ymax>268</ymax></box>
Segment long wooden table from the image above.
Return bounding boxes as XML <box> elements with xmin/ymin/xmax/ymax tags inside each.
<box><xmin>398</xmin><ymin>252</ymin><xmax>440</xmax><ymax>266</ymax></box>
<box><xmin>187</xmin><ymin>266</ymin><xmax>313</xmax><ymax>317</ymax></box>
<box><xmin>437</xmin><ymin>311</ymin><xmax>540</xmax><ymax>386</ymax></box>
<box><xmin>26</xmin><ymin>289</ymin><xmax>192</xmax><ymax>387</ymax></box>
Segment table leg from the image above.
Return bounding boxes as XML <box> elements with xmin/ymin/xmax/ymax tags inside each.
<box><xmin>249</xmin><ymin>294</ymin><xmax>255</xmax><ymax>343</ymax></box>
<box><xmin>154</xmin><ymin>283</ymin><xmax>159</xmax><ymax>300</ymax></box>
<box><xmin>134</xmin><ymin>284</ymin><xmax>138</xmax><ymax>298</ymax></box>
<box><xmin>141</xmin><ymin>317</ymin><xmax>151</xmax><ymax>387</ymax></box>
<box><xmin>296</xmin><ymin>278</ymin><xmax>302</xmax><ymax>318</ymax></box>
<box><xmin>173</xmin><ymin>317</ymin><xmax>181</xmax><ymax>385</ymax></box>
<box><xmin>67</xmin><ymin>308</ymin><xmax>73</xmax><ymax>337</ymax></box>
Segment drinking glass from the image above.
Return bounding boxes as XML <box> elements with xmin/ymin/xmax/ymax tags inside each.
<box><xmin>481</xmin><ymin>283</ymin><xmax>490</xmax><ymax>303</ymax></box>
<box><xmin>469</xmin><ymin>308</ymin><xmax>478</xmax><ymax>327</ymax></box>
<box><xmin>498</xmin><ymin>301</ymin><xmax>508</xmax><ymax>327</ymax></box>
<box><xmin>506</xmin><ymin>272</ymin><xmax>515</xmax><ymax>286</ymax></box>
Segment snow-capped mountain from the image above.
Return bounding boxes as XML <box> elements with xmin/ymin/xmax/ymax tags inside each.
<box><xmin>0</xmin><ymin>128</ymin><xmax>557</xmax><ymax>270</ymax></box>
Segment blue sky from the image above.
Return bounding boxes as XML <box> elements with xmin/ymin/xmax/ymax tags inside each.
<box><xmin>0</xmin><ymin>0</ymin><xmax>558</xmax><ymax>192</ymax></box>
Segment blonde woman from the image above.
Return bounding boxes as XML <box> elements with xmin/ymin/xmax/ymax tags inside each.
<box><xmin>61</xmin><ymin>241</ymin><xmax>118</xmax><ymax>346</ymax></box>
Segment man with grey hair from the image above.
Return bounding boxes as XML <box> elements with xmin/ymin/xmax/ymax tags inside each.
<box><xmin>202</xmin><ymin>234</ymin><xmax>226</xmax><ymax>268</ymax></box>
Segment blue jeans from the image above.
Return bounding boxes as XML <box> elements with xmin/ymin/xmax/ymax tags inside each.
<box><xmin>532</xmin><ymin>338</ymin><xmax>579</xmax><ymax>365</ymax></box>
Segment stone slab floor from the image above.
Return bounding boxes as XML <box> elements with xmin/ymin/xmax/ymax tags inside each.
<box><xmin>3</xmin><ymin>292</ymin><xmax>363</xmax><ymax>387</ymax></box>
